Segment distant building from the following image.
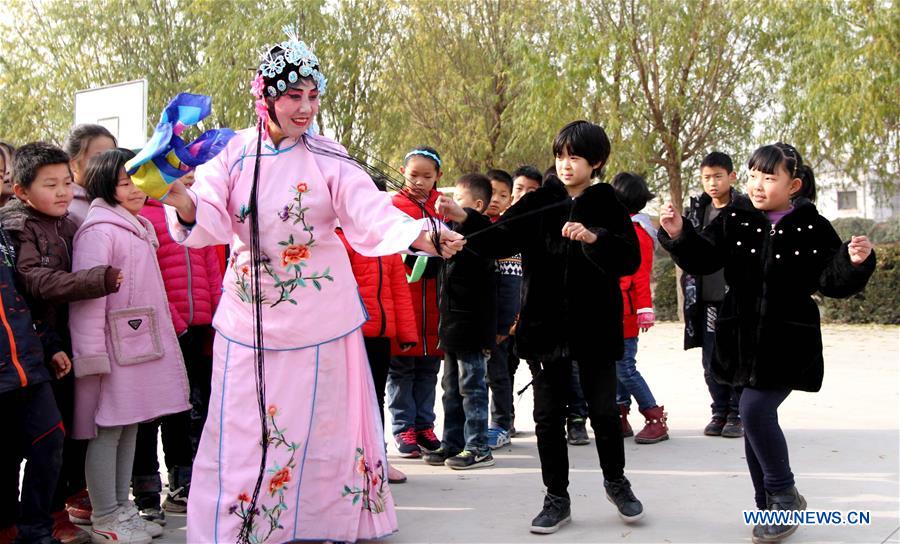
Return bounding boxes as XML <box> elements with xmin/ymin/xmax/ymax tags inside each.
<box><xmin>815</xmin><ymin>170</ymin><xmax>898</xmax><ymax>221</ymax></box>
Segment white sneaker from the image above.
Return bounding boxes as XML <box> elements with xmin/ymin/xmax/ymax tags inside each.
<box><xmin>122</xmin><ymin>503</ymin><xmax>164</xmax><ymax>538</ymax></box>
<box><xmin>90</xmin><ymin>507</ymin><xmax>152</xmax><ymax>544</ymax></box>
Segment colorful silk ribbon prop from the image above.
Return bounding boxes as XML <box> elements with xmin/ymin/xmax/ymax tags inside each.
<box><xmin>126</xmin><ymin>93</ymin><xmax>236</xmax><ymax>200</ymax></box>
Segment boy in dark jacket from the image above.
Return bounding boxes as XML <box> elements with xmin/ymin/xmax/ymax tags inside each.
<box><xmin>0</xmin><ymin>143</ymin><xmax>120</xmax><ymax>542</ymax></box>
<box><xmin>0</xmin><ymin>220</ymin><xmax>69</xmax><ymax>544</ymax></box>
<box><xmin>682</xmin><ymin>152</ymin><xmax>750</xmax><ymax>438</ymax></box>
<box><xmin>439</xmin><ymin>121</ymin><xmax>644</xmax><ymax>534</ymax></box>
<box><xmin>484</xmin><ymin>168</ymin><xmax>519</xmax><ymax>448</ymax></box>
<box><xmin>423</xmin><ymin>173</ymin><xmax>496</xmax><ymax>470</ymax></box>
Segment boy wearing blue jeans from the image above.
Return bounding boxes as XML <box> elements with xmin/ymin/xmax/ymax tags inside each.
<box><xmin>424</xmin><ymin>174</ymin><xmax>496</xmax><ymax>470</ymax></box>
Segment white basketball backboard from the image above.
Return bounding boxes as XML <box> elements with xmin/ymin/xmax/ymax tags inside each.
<box><xmin>74</xmin><ymin>79</ymin><xmax>148</xmax><ymax>150</ymax></box>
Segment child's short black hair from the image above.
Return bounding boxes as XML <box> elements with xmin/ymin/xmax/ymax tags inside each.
<box><xmin>486</xmin><ymin>168</ymin><xmax>513</xmax><ymax>190</ymax></box>
<box><xmin>747</xmin><ymin>143</ymin><xmax>817</xmax><ymax>203</ymax></box>
<box><xmin>551</xmin><ymin>120</ymin><xmax>611</xmax><ymax>177</ymax></box>
<box><xmin>83</xmin><ymin>148</ymin><xmax>136</xmax><ymax>206</ymax></box>
<box><xmin>63</xmin><ymin>124</ymin><xmax>117</xmax><ymax>161</ymax></box>
<box><xmin>455</xmin><ymin>173</ymin><xmax>492</xmax><ymax>209</ymax></box>
<box><xmin>700</xmin><ymin>151</ymin><xmax>734</xmax><ymax>174</ymax></box>
<box><xmin>611</xmin><ymin>172</ymin><xmax>655</xmax><ymax>214</ymax></box>
<box><xmin>513</xmin><ymin>165</ymin><xmax>542</xmax><ymax>185</ymax></box>
<box><xmin>12</xmin><ymin>142</ymin><xmax>71</xmax><ymax>189</ymax></box>
<box><xmin>404</xmin><ymin>145</ymin><xmax>442</xmax><ymax>172</ymax></box>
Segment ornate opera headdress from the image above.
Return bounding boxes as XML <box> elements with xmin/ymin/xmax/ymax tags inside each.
<box><xmin>250</xmin><ymin>26</ymin><xmax>327</xmax><ymax>134</ymax></box>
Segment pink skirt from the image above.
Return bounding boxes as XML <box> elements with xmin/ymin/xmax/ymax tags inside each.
<box><xmin>187</xmin><ymin>330</ymin><xmax>397</xmax><ymax>543</ymax></box>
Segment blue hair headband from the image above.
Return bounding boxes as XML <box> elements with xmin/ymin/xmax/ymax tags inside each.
<box><xmin>404</xmin><ymin>149</ymin><xmax>441</xmax><ymax>168</ymax></box>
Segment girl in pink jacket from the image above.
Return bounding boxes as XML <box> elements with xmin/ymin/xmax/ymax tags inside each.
<box><xmin>70</xmin><ymin>149</ymin><xmax>189</xmax><ymax>544</ymax></box>
<box><xmin>130</xmin><ymin>172</ymin><xmax>223</xmax><ymax>523</ymax></box>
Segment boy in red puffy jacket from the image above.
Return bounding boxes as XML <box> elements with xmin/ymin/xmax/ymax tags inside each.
<box><xmin>611</xmin><ymin>172</ymin><xmax>668</xmax><ymax>444</ymax></box>
<box><xmin>133</xmin><ymin>171</ymin><xmax>223</xmax><ymax>522</ymax></box>
<box><xmin>337</xmin><ymin>228</ymin><xmax>418</xmax><ymax>483</ymax></box>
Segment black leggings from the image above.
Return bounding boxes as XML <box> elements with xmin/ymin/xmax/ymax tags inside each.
<box><xmin>533</xmin><ymin>359</ymin><xmax>624</xmax><ymax>498</ymax></box>
<box><xmin>740</xmin><ymin>387</ymin><xmax>795</xmax><ymax>509</ymax></box>
<box><xmin>364</xmin><ymin>336</ymin><xmax>391</xmax><ymax>431</ymax></box>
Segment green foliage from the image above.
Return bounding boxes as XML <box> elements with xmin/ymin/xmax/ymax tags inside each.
<box><xmin>652</xmin><ymin>254</ymin><xmax>679</xmax><ymax>322</ymax></box>
<box><xmin>768</xmin><ymin>0</ymin><xmax>899</xmax><ymax>201</ymax></box>
<box><xmin>819</xmin><ymin>243</ymin><xmax>900</xmax><ymax>324</ymax></box>
<box><xmin>0</xmin><ymin>0</ymin><xmax>895</xmax><ymax>204</ymax></box>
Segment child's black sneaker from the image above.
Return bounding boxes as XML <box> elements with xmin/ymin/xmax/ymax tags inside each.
<box><xmin>721</xmin><ymin>415</ymin><xmax>744</xmax><ymax>438</ymax></box>
<box><xmin>422</xmin><ymin>447</ymin><xmax>458</xmax><ymax>466</ymax></box>
<box><xmin>604</xmin><ymin>477</ymin><xmax>644</xmax><ymax>523</ymax></box>
<box><xmin>416</xmin><ymin>427</ymin><xmax>442</xmax><ymax>452</ymax></box>
<box><xmin>752</xmin><ymin>486</ymin><xmax>807</xmax><ymax>543</ymax></box>
<box><xmin>704</xmin><ymin>415</ymin><xmax>726</xmax><ymax>436</ymax></box>
<box><xmin>394</xmin><ymin>428</ymin><xmax>421</xmax><ymax>458</ymax></box>
<box><xmin>529</xmin><ymin>493</ymin><xmax>571</xmax><ymax>534</ymax></box>
<box><xmin>566</xmin><ymin>417</ymin><xmax>590</xmax><ymax>445</ymax></box>
<box><xmin>445</xmin><ymin>449</ymin><xmax>494</xmax><ymax>470</ymax></box>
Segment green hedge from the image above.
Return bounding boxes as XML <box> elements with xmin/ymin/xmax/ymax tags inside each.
<box><xmin>652</xmin><ymin>254</ymin><xmax>679</xmax><ymax>322</ymax></box>
<box><xmin>830</xmin><ymin>216</ymin><xmax>900</xmax><ymax>244</ymax></box>
<box><xmin>819</xmin><ymin>242</ymin><xmax>900</xmax><ymax>324</ymax></box>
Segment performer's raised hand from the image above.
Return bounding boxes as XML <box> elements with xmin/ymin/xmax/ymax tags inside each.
<box><xmin>162</xmin><ymin>178</ymin><xmax>198</xmax><ymax>224</ymax></box>
<box><xmin>410</xmin><ymin>227</ymin><xmax>465</xmax><ymax>258</ymax></box>
<box><xmin>659</xmin><ymin>203</ymin><xmax>683</xmax><ymax>239</ymax></box>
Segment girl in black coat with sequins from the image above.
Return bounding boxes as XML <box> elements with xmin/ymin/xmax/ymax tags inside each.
<box><xmin>659</xmin><ymin>143</ymin><xmax>875</xmax><ymax>544</ymax></box>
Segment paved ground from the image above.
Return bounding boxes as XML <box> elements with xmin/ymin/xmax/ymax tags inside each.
<box><xmin>151</xmin><ymin>323</ymin><xmax>898</xmax><ymax>543</ymax></box>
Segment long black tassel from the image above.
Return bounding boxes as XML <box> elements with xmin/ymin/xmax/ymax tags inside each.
<box><xmin>237</xmin><ymin>119</ymin><xmax>270</xmax><ymax>544</ymax></box>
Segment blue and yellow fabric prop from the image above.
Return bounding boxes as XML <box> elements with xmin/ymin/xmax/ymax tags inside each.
<box><xmin>126</xmin><ymin>93</ymin><xmax>235</xmax><ymax>200</ymax></box>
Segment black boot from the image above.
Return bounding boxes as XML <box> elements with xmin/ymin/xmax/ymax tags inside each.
<box><xmin>752</xmin><ymin>486</ymin><xmax>807</xmax><ymax>543</ymax></box>
<box><xmin>604</xmin><ymin>477</ymin><xmax>644</xmax><ymax>523</ymax></box>
<box><xmin>529</xmin><ymin>493</ymin><xmax>571</xmax><ymax>534</ymax></box>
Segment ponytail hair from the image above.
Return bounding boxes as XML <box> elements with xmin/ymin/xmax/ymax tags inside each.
<box><xmin>795</xmin><ymin>164</ymin><xmax>816</xmax><ymax>203</ymax></box>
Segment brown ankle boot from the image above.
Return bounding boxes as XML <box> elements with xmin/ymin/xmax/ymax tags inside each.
<box><xmin>619</xmin><ymin>404</ymin><xmax>634</xmax><ymax>437</ymax></box>
<box><xmin>635</xmin><ymin>405</ymin><xmax>669</xmax><ymax>444</ymax></box>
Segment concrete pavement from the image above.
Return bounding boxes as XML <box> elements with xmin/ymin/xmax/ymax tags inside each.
<box><xmin>155</xmin><ymin>323</ymin><xmax>899</xmax><ymax>543</ymax></box>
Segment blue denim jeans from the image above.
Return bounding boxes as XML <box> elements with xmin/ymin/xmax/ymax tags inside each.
<box><xmin>441</xmin><ymin>351</ymin><xmax>490</xmax><ymax>454</ymax></box>
<box><xmin>486</xmin><ymin>337</ymin><xmax>513</xmax><ymax>430</ymax></box>
<box><xmin>615</xmin><ymin>337</ymin><xmax>657</xmax><ymax>411</ymax></box>
<box><xmin>387</xmin><ymin>355</ymin><xmax>441</xmax><ymax>435</ymax></box>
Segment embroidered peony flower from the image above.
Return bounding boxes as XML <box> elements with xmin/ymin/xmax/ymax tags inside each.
<box><xmin>356</xmin><ymin>456</ymin><xmax>367</xmax><ymax>474</ymax></box>
<box><xmin>280</xmin><ymin>244</ymin><xmax>311</xmax><ymax>268</ymax></box>
<box><xmin>268</xmin><ymin>467</ymin><xmax>291</xmax><ymax>494</ymax></box>
<box><xmin>240</xmin><ymin>265</ymin><xmax>250</xmax><ymax>277</ymax></box>
<box><xmin>238</xmin><ymin>492</ymin><xmax>251</xmax><ymax>503</ymax></box>
<box><xmin>371</xmin><ymin>475</ymin><xmax>379</xmax><ymax>488</ymax></box>
<box><xmin>295</xmin><ymin>182</ymin><xmax>309</xmax><ymax>194</ymax></box>
<box><xmin>267</xmin><ymin>405</ymin><xmax>277</xmax><ymax>417</ymax></box>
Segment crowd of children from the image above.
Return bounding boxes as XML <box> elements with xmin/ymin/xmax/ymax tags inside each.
<box><xmin>0</xmin><ymin>112</ymin><xmax>876</xmax><ymax>544</ymax></box>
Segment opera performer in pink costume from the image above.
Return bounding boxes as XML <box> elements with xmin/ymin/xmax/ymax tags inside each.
<box><xmin>158</xmin><ymin>29</ymin><xmax>464</xmax><ymax>543</ymax></box>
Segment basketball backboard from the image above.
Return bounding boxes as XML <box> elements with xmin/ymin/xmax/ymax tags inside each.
<box><xmin>74</xmin><ymin>79</ymin><xmax>148</xmax><ymax>150</ymax></box>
